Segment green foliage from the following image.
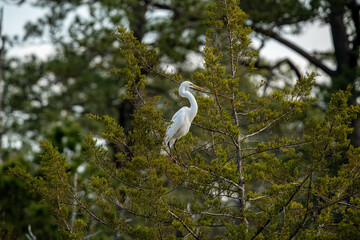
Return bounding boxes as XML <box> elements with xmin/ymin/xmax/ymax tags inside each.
<box><xmin>7</xmin><ymin>0</ymin><xmax>360</xmax><ymax>239</ymax></box>
<box><xmin>239</xmin><ymin>0</ymin><xmax>360</xmax><ymax>146</ymax></box>
<box><xmin>9</xmin><ymin>141</ymin><xmax>86</xmax><ymax>238</ymax></box>
<box><xmin>0</xmin><ymin>160</ymin><xmax>58</xmax><ymax>239</ymax></box>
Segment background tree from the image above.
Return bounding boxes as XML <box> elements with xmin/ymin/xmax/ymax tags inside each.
<box><xmin>10</xmin><ymin>0</ymin><xmax>360</xmax><ymax>239</ymax></box>
<box><xmin>239</xmin><ymin>0</ymin><xmax>360</xmax><ymax>145</ymax></box>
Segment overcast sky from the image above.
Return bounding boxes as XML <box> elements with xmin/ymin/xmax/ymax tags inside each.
<box><xmin>2</xmin><ymin>1</ymin><xmax>334</xmax><ymax>83</ymax></box>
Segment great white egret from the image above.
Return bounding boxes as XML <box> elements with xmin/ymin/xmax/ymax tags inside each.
<box><xmin>164</xmin><ymin>81</ymin><xmax>205</xmax><ymax>156</ymax></box>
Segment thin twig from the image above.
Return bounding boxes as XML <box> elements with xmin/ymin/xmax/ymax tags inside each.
<box><xmin>187</xmin><ymin>165</ymin><xmax>242</xmax><ymax>190</ymax></box>
<box><xmin>70</xmin><ymin>173</ymin><xmax>78</xmax><ymax>230</ymax></box>
<box><xmin>242</xmin><ymin>141</ymin><xmax>308</xmax><ymax>159</ymax></box>
<box><xmin>83</xmin><ymin>230</ymin><xmax>102</xmax><ymax>240</ymax></box>
<box><xmin>180</xmin><ymin>209</ymin><xmax>244</xmax><ymax>220</ymax></box>
<box><xmin>192</xmin><ymin>122</ymin><xmax>230</xmax><ymax>136</ymax></box>
<box><xmin>167</xmin><ymin>209</ymin><xmax>199</xmax><ymax>240</ymax></box>
<box><xmin>247</xmin><ymin>195</ymin><xmax>269</xmax><ymax>201</ymax></box>
<box><xmin>251</xmin><ymin>173</ymin><xmax>312</xmax><ymax>240</ymax></box>
<box><xmin>288</xmin><ymin>172</ymin><xmax>313</xmax><ymax>240</ymax></box>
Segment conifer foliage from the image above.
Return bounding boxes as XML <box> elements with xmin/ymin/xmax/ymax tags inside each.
<box><xmin>10</xmin><ymin>0</ymin><xmax>360</xmax><ymax>239</ymax></box>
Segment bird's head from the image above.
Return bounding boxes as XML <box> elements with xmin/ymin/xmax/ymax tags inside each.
<box><xmin>180</xmin><ymin>81</ymin><xmax>206</xmax><ymax>92</ymax></box>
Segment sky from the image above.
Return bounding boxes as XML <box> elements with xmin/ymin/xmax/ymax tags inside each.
<box><xmin>2</xmin><ymin>2</ymin><xmax>54</xmax><ymax>59</ymax></box>
<box><xmin>2</xmin><ymin>1</ymin><xmax>334</xmax><ymax>82</ymax></box>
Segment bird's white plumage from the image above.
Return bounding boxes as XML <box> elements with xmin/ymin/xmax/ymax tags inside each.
<box><xmin>165</xmin><ymin>107</ymin><xmax>192</xmax><ymax>148</ymax></box>
<box><xmin>163</xmin><ymin>81</ymin><xmax>204</xmax><ymax>155</ymax></box>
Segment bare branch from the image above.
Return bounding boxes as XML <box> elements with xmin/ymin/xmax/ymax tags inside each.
<box><xmin>251</xmin><ymin>26</ymin><xmax>337</xmax><ymax>76</ymax></box>
<box><xmin>281</xmin><ymin>59</ymin><xmax>302</xmax><ymax>79</ymax></box>
<box><xmin>83</xmin><ymin>230</ymin><xmax>102</xmax><ymax>240</ymax></box>
<box><xmin>167</xmin><ymin>209</ymin><xmax>199</xmax><ymax>240</ymax></box>
<box><xmin>247</xmin><ymin>195</ymin><xmax>269</xmax><ymax>201</ymax></box>
<box><xmin>149</xmin><ymin>2</ymin><xmax>172</xmax><ymax>10</ymax></box>
<box><xmin>338</xmin><ymin>201</ymin><xmax>360</xmax><ymax>210</ymax></box>
<box><xmin>257</xmin><ymin>58</ymin><xmax>303</xmax><ymax>97</ymax></box>
<box><xmin>179</xmin><ymin>208</ymin><xmax>244</xmax><ymax>221</ymax></box>
<box><xmin>70</xmin><ymin>190</ymin><xmax>108</xmax><ymax>226</ymax></box>
<box><xmin>25</xmin><ymin>225</ymin><xmax>37</xmax><ymax>240</ymax></box>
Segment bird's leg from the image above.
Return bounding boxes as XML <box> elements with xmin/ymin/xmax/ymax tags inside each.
<box><xmin>167</xmin><ymin>142</ymin><xmax>172</xmax><ymax>156</ymax></box>
<box><xmin>174</xmin><ymin>139</ymin><xmax>180</xmax><ymax>161</ymax></box>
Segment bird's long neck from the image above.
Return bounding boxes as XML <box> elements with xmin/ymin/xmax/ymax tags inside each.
<box><xmin>180</xmin><ymin>89</ymin><xmax>198</xmax><ymax>120</ymax></box>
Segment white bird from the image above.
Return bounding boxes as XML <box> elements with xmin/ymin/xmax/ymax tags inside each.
<box><xmin>164</xmin><ymin>81</ymin><xmax>205</xmax><ymax>156</ymax></box>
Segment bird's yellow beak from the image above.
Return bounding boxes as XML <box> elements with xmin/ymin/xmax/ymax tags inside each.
<box><xmin>191</xmin><ymin>85</ymin><xmax>206</xmax><ymax>92</ymax></box>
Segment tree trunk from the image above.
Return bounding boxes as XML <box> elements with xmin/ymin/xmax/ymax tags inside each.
<box><xmin>348</xmin><ymin>1</ymin><xmax>360</xmax><ymax>147</ymax></box>
<box><xmin>114</xmin><ymin>0</ymin><xmax>148</xmax><ymax>167</ymax></box>
<box><xmin>329</xmin><ymin>10</ymin><xmax>351</xmax><ymax>75</ymax></box>
<box><xmin>118</xmin><ymin>0</ymin><xmax>147</xmax><ymax>133</ymax></box>
<box><xmin>329</xmin><ymin>3</ymin><xmax>360</xmax><ymax>146</ymax></box>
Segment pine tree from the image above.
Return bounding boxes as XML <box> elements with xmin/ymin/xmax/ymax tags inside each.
<box><xmin>239</xmin><ymin>0</ymin><xmax>360</xmax><ymax>146</ymax></box>
<box><xmin>10</xmin><ymin>0</ymin><xmax>360</xmax><ymax>239</ymax></box>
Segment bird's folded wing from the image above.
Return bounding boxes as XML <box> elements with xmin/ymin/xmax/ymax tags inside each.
<box><xmin>166</xmin><ymin>107</ymin><xmax>187</xmax><ymax>142</ymax></box>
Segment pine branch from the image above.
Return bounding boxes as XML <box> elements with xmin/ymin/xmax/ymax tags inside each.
<box><xmin>134</xmin><ymin>48</ymin><xmax>177</xmax><ymax>84</ymax></box>
<box><xmin>93</xmin><ymin>149</ymin><xmax>146</xmax><ymax>191</ymax></box>
<box><xmin>251</xmin><ymin>173</ymin><xmax>312</xmax><ymax>240</ymax></box>
<box><xmin>51</xmin><ymin>156</ymin><xmax>108</xmax><ymax>226</ymax></box>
